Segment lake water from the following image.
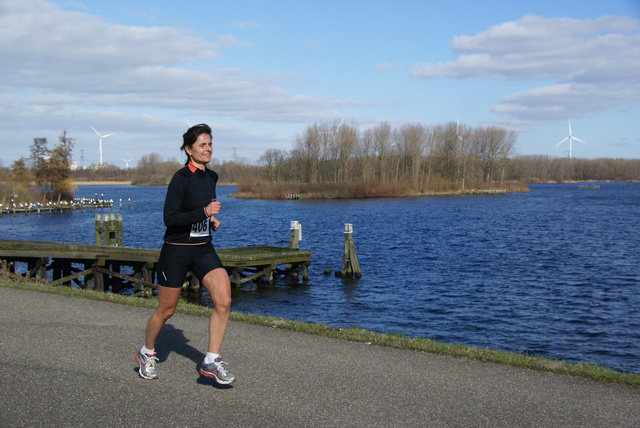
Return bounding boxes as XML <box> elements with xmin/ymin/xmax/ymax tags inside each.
<box><xmin>1</xmin><ymin>183</ymin><xmax>638</xmax><ymax>374</ymax></box>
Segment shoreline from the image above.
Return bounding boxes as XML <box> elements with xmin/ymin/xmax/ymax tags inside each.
<box><xmin>73</xmin><ymin>181</ymin><xmax>132</xmax><ymax>185</ymax></box>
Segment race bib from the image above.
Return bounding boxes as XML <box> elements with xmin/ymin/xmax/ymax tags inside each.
<box><xmin>190</xmin><ymin>218</ymin><xmax>210</xmax><ymax>238</ymax></box>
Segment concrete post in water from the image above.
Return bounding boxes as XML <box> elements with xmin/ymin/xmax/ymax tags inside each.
<box><xmin>341</xmin><ymin>223</ymin><xmax>361</xmax><ymax>278</ymax></box>
<box><xmin>95</xmin><ymin>213</ymin><xmax>123</xmax><ymax>246</ymax></box>
<box><xmin>289</xmin><ymin>220</ymin><xmax>302</xmax><ymax>250</ymax></box>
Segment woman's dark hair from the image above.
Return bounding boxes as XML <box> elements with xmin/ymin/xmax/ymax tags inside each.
<box><xmin>181</xmin><ymin>124</ymin><xmax>212</xmax><ymax>165</ymax></box>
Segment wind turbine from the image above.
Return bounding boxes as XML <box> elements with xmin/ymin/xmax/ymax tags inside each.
<box><xmin>90</xmin><ymin>126</ymin><xmax>115</xmax><ymax>166</ymax></box>
<box><xmin>456</xmin><ymin>118</ymin><xmax>464</xmax><ymax>143</ymax></box>
<box><xmin>556</xmin><ymin>120</ymin><xmax>587</xmax><ymax>159</ymax></box>
<box><xmin>122</xmin><ymin>159</ymin><xmax>132</xmax><ymax>169</ymax></box>
<box><xmin>329</xmin><ymin>118</ymin><xmax>344</xmax><ymax>143</ymax></box>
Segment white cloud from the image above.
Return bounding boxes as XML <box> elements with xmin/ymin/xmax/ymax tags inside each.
<box><xmin>0</xmin><ymin>0</ymin><xmax>360</xmax><ymax>164</ymax></box>
<box><xmin>0</xmin><ymin>1</ymin><xmax>217</xmax><ymax>76</ymax></box>
<box><xmin>375</xmin><ymin>62</ymin><xmax>404</xmax><ymax>73</ymax></box>
<box><xmin>0</xmin><ymin>0</ymin><xmax>353</xmax><ymax>119</ymax></box>
<box><xmin>215</xmin><ymin>33</ymin><xmax>254</xmax><ymax>49</ymax></box>
<box><xmin>228</xmin><ymin>20</ymin><xmax>264</xmax><ymax>30</ymax></box>
<box><xmin>409</xmin><ymin>15</ymin><xmax>640</xmax><ymax>124</ymax></box>
<box><xmin>411</xmin><ymin>15</ymin><xmax>640</xmax><ymax>82</ymax></box>
<box><xmin>492</xmin><ymin>83</ymin><xmax>639</xmax><ymax>120</ymax></box>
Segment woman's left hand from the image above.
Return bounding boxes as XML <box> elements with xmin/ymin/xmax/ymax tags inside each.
<box><xmin>210</xmin><ymin>216</ymin><xmax>221</xmax><ymax>231</ymax></box>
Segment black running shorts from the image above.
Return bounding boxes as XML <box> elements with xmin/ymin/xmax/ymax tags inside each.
<box><xmin>157</xmin><ymin>242</ymin><xmax>224</xmax><ymax>288</ymax></box>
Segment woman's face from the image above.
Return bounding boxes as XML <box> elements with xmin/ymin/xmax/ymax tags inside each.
<box><xmin>186</xmin><ymin>133</ymin><xmax>212</xmax><ymax>167</ymax></box>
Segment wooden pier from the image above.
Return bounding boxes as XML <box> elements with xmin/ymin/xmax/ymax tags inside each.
<box><xmin>0</xmin><ymin>239</ymin><xmax>311</xmax><ymax>293</ymax></box>
<box><xmin>0</xmin><ymin>198</ymin><xmax>113</xmax><ymax>215</ymax></box>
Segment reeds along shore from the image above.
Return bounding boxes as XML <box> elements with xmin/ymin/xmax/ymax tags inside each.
<box><xmin>230</xmin><ymin>180</ymin><xmax>529</xmax><ymax>200</ymax></box>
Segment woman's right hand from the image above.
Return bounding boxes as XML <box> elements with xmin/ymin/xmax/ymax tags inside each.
<box><xmin>204</xmin><ymin>200</ymin><xmax>221</xmax><ymax>217</ymax></box>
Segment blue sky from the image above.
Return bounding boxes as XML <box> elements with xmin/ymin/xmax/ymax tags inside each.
<box><xmin>0</xmin><ymin>0</ymin><xmax>638</xmax><ymax>167</ymax></box>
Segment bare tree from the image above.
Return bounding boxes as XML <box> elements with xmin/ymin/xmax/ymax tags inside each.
<box><xmin>335</xmin><ymin>120</ymin><xmax>358</xmax><ymax>182</ymax></box>
<box><xmin>397</xmin><ymin>123</ymin><xmax>428</xmax><ymax>187</ymax></box>
<box><xmin>293</xmin><ymin>123</ymin><xmax>323</xmax><ymax>183</ymax></box>
<box><xmin>455</xmin><ymin>123</ymin><xmax>474</xmax><ymax>190</ymax></box>
<box><xmin>432</xmin><ymin>122</ymin><xmax>460</xmax><ymax>182</ymax></box>
<box><xmin>358</xmin><ymin>128</ymin><xmax>376</xmax><ymax>183</ymax></box>
<box><xmin>372</xmin><ymin>122</ymin><xmax>393</xmax><ymax>184</ymax></box>
<box><xmin>476</xmin><ymin>126</ymin><xmax>516</xmax><ymax>182</ymax></box>
<box><xmin>319</xmin><ymin>121</ymin><xmax>339</xmax><ymax>182</ymax></box>
<box><xmin>259</xmin><ymin>149</ymin><xmax>287</xmax><ymax>183</ymax></box>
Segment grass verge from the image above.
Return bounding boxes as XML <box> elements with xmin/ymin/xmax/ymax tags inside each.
<box><xmin>2</xmin><ymin>279</ymin><xmax>638</xmax><ymax>389</ymax></box>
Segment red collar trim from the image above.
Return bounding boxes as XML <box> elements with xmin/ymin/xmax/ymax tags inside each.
<box><xmin>187</xmin><ymin>162</ymin><xmax>200</xmax><ymax>173</ymax></box>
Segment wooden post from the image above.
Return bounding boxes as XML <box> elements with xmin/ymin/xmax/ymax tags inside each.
<box><xmin>142</xmin><ymin>262</ymin><xmax>154</xmax><ymax>285</ymax></box>
<box><xmin>287</xmin><ymin>221</ymin><xmax>303</xmax><ymax>282</ymax></box>
<box><xmin>27</xmin><ymin>257</ymin><xmax>48</xmax><ymax>281</ymax></box>
<box><xmin>95</xmin><ymin>214</ymin><xmax>102</xmax><ymax>245</ymax></box>
<box><xmin>95</xmin><ymin>214</ymin><xmax>123</xmax><ymax>246</ymax></box>
<box><xmin>340</xmin><ymin>223</ymin><xmax>361</xmax><ymax>278</ymax></box>
<box><xmin>288</xmin><ymin>221</ymin><xmax>301</xmax><ymax>249</ymax></box>
<box><xmin>93</xmin><ymin>258</ymin><xmax>106</xmax><ymax>292</ymax></box>
<box><xmin>106</xmin><ymin>213</ymin><xmax>122</xmax><ymax>246</ymax></box>
<box><xmin>263</xmin><ymin>265</ymin><xmax>274</xmax><ymax>284</ymax></box>
<box><xmin>84</xmin><ymin>261</ymin><xmax>93</xmax><ymax>290</ymax></box>
<box><xmin>106</xmin><ymin>214</ymin><xmax>116</xmax><ymax>245</ymax></box>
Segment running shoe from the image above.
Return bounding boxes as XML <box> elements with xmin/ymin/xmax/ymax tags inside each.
<box><xmin>199</xmin><ymin>357</ymin><xmax>236</xmax><ymax>384</ymax></box>
<box><xmin>135</xmin><ymin>349</ymin><xmax>159</xmax><ymax>380</ymax></box>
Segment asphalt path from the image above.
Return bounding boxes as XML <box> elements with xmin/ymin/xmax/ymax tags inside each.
<box><xmin>1</xmin><ymin>286</ymin><xmax>638</xmax><ymax>427</ymax></box>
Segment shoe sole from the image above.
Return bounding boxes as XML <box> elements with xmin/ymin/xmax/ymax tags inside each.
<box><xmin>199</xmin><ymin>368</ymin><xmax>235</xmax><ymax>384</ymax></box>
<box><xmin>135</xmin><ymin>353</ymin><xmax>158</xmax><ymax>380</ymax></box>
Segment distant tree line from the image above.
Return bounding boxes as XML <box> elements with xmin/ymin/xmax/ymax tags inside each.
<box><xmin>1</xmin><ymin>123</ymin><xmax>639</xmax><ymax>204</ymax></box>
<box><xmin>506</xmin><ymin>155</ymin><xmax>640</xmax><ymax>182</ymax></box>
<box><xmin>255</xmin><ymin>121</ymin><xmax>640</xmax><ymax>194</ymax></box>
<box><xmin>128</xmin><ymin>154</ymin><xmax>263</xmax><ymax>186</ymax></box>
<box><xmin>72</xmin><ymin>163</ymin><xmax>132</xmax><ymax>182</ymax></box>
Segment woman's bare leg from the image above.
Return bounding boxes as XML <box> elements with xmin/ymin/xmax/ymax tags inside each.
<box><xmin>201</xmin><ymin>267</ymin><xmax>232</xmax><ymax>354</ymax></box>
<box><xmin>145</xmin><ymin>285</ymin><xmax>182</xmax><ymax>350</ymax></box>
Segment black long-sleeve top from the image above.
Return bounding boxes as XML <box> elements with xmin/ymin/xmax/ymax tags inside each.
<box><xmin>162</xmin><ymin>165</ymin><xmax>218</xmax><ymax>244</ymax></box>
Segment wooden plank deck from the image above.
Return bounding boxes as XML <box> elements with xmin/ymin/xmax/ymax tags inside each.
<box><xmin>0</xmin><ymin>239</ymin><xmax>310</xmax><ymax>290</ymax></box>
<box><xmin>0</xmin><ymin>198</ymin><xmax>113</xmax><ymax>215</ymax></box>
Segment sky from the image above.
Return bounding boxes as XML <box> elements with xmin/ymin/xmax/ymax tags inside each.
<box><xmin>0</xmin><ymin>0</ymin><xmax>639</xmax><ymax>168</ymax></box>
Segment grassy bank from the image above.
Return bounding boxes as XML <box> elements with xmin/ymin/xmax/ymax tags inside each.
<box><xmin>1</xmin><ymin>279</ymin><xmax>638</xmax><ymax>389</ymax></box>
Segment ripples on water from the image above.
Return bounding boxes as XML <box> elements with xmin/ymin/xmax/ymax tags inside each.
<box><xmin>1</xmin><ymin>183</ymin><xmax>638</xmax><ymax>373</ymax></box>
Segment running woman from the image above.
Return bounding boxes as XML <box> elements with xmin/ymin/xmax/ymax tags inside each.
<box><xmin>136</xmin><ymin>123</ymin><xmax>235</xmax><ymax>384</ymax></box>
